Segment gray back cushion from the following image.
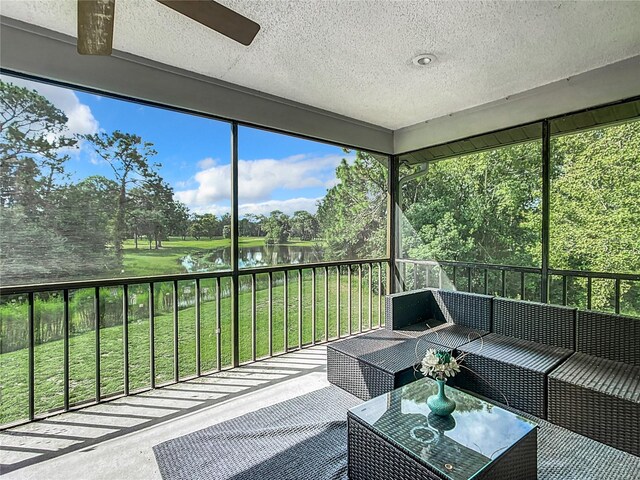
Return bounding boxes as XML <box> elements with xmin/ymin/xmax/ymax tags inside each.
<box><xmin>493</xmin><ymin>298</ymin><xmax>576</xmax><ymax>349</ymax></box>
<box><xmin>432</xmin><ymin>289</ymin><xmax>492</xmax><ymax>332</ymax></box>
<box><xmin>577</xmin><ymin>310</ymin><xmax>640</xmax><ymax>366</ymax></box>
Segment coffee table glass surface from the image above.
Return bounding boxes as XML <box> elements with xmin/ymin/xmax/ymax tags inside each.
<box><xmin>348</xmin><ymin>377</ymin><xmax>537</xmax><ymax>480</ymax></box>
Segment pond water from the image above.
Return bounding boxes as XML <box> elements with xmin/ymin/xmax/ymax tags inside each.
<box><xmin>181</xmin><ymin>244</ymin><xmax>324</xmax><ymax>272</ymax></box>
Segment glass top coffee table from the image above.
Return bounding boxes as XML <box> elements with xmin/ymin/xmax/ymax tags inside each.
<box><xmin>347</xmin><ymin>377</ymin><xmax>538</xmax><ymax>480</ymax></box>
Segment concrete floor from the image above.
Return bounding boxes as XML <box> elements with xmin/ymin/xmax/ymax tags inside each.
<box><xmin>0</xmin><ymin>346</ymin><xmax>329</xmax><ymax>479</ymax></box>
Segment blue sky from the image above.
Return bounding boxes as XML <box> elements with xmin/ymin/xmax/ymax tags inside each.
<box><xmin>3</xmin><ymin>73</ymin><xmax>353</xmax><ymax>217</ymax></box>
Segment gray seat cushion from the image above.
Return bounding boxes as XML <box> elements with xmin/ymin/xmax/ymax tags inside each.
<box><xmin>549</xmin><ymin>352</ymin><xmax>640</xmax><ymax>403</ymax></box>
<box><xmin>328</xmin><ymin>329</ymin><xmax>439</xmax><ymax>375</ymax></box>
<box><xmin>458</xmin><ymin>333</ymin><xmax>572</xmax><ymax>373</ymax></box>
<box><xmin>419</xmin><ymin>324</ymin><xmax>488</xmax><ymax>350</ymax></box>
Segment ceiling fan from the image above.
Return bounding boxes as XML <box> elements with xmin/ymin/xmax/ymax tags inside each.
<box><xmin>77</xmin><ymin>0</ymin><xmax>260</xmax><ymax>55</ymax></box>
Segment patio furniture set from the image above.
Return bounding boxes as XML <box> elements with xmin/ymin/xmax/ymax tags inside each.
<box><xmin>327</xmin><ymin>288</ymin><xmax>639</xmax><ymax>479</ymax></box>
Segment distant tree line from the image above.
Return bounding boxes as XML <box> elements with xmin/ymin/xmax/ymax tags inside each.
<box><xmin>186</xmin><ymin>210</ymin><xmax>320</xmax><ymax>245</ymax></box>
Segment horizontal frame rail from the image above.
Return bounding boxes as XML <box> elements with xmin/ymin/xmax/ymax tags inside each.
<box><xmin>397</xmin><ymin>258</ymin><xmax>639</xmax><ymax>315</ymax></box>
<box><xmin>0</xmin><ymin>258</ymin><xmax>389</xmax><ymax>295</ymax></box>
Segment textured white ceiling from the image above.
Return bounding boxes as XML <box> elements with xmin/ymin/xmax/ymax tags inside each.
<box><xmin>2</xmin><ymin>0</ymin><xmax>640</xmax><ymax>130</ymax></box>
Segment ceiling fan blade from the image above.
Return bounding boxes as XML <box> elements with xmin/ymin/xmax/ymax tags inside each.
<box><xmin>77</xmin><ymin>0</ymin><xmax>116</xmax><ymax>55</ymax></box>
<box><xmin>157</xmin><ymin>0</ymin><xmax>260</xmax><ymax>46</ymax></box>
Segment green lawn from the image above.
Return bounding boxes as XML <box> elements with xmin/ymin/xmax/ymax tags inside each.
<box><xmin>0</xmin><ymin>270</ymin><xmax>385</xmax><ymax>425</ymax></box>
<box><xmin>121</xmin><ymin>236</ymin><xmax>317</xmax><ymax>276</ymax></box>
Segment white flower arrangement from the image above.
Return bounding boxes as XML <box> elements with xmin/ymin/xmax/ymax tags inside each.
<box><xmin>420</xmin><ymin>349</ymin><xmax>461</xmax><ymax>380</ymax></box>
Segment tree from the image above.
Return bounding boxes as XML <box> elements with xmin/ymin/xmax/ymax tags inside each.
<box><xmin>0</xmin><ymin>80</ymin><xmax>76</xmax><ymax>210</ymax></box>
<box><xmin>50</xmin><ymin>176</ymin><xmax>118</xmax><ymax>270</ymax></box>
<box><xmin>396</xmin><ymin>122</ymin><xmax>640</xmax><ymax>312</ymax></box>
<box><xmin>549</xmin><ymin>122</ymin><xmax>640</xmax><ymax>310</ymax></box>
<box><xmin>244</xmin><ymin>213</ymin><xmax>265</xmax><ymax>237</ymax></box>
<box><xmin>83</xmin><ymin>131</ymin><xmax>158</xmax><ymax>256</ymax></box>
<box><xmin>170</xmin><ymin>201</ymin><xmax>191</xmax><ymax>240</ymax></box>
<box><xmin>290</xmin><ymin>210</ymin><xmax>319</xmax><ymax>241</ymax></box>
<box><xmin>316</xmin><ymin>151</ymin><xmax>387</xmax><ymax>259</ymax></box>
<box><xmin>188</xmin><ymin>214</ymin><xmax>207</xmax><ymax>240</ymax></box>
<box><xmin>128</xmin><ymin>177</ymin><xmax>176</xmax><ymax>249</ymax></box>
<box><xmin>399</xmin><ymin>142</ymin><xmax>541</xmax><ymax>268</ymax></box>
<box><xmin>263</xmin><ymin>210</ymin><xmax>290</xmax><ymax>244</ymax></box>
<box><xmin>0</xmin><ymin>80</ymin><xmax>117</xmax><ymax>284</ymax></box>
<box><xmin>200</xmin><ymin>214</ymin><xmax>221</xmax><ymax>239</ymax></box>
<box><xmin>0</xmin><ymin>207</ymin><xmax>71</xmax><ymax>283</ymax></box>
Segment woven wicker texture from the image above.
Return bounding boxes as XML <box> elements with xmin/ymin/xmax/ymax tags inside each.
<box><xmin>327</xmin><ymin>329</ymin><xmax>431</xmax><ymax>374</ymax></box>
<box><xmin>327</xmin><ymin>330</ymin><xmax>448</xmax><ymax>399</ymax></box>
<box><xmin>432</xmin><ymin>289</ymin><xmax>493</xmax><ymax>331</ymax></box>
<box><xmin>396</xmin><ymin>323</ymin><xmax>434</xmax><ymax>337</ymax></box>
<box><xmin>385</xmin><ymin>289</ymin><xmax>442</xmax><ymax>331</ymax></box>
<box><xmin>153</xmin><ymin>385</ymin><xmax>640</xmax><ymax>480</ymax></box>
<box><xmin>348</xmin><ymin>417</ymin><xmax>442</xmax><ymax>480</ymax></box>
<box><xmin>493</xmin><ymin>298</ymin><xmax>576</xmax><ymax>349</ymax></box>
<box><xmin>329</xmin><ymin>329</ymin><xmax>407</xmax><ymax>353</ymax></box>
<box><xmin>419</xmin><ymin>324</ymin><xmax>488</xmax><ymax>350</ymax></box>
<box><xmin>549</xmin><ymin>353</ymin><xmax>640</xmax><ymax>403</ymax></box>
<box><xmin>459</xmin><ymin>333</ymin><xmax>572</xmax><ymax>371</ymax></box>
<box><xmin>457</xmin><ymin>334</ymin><xmax>572</xmax><ymax>418</ymax></box>
<box><xmin>548</xmin><ymin>352</ymin><xmax>640</xmax><ymax>456</ymax></box>
<box><xmin>577</xmin><ymin>310</ymin><xmax>640</xmax><ymax>366</ymax></box>
<box><xmin>348</xmin><ymin>383</ymin><xmax>537</xmax><ymax>480</ymax></box>
<box><xmin>456</xmin><ymin>354</ymin><xmax>547</xmax><ymax>418</ymax></box>
<box><xmin>327</xmin><ymin>347</ymin><xmax>396</xmax><ymax>400</ymax></box>
<box><xmin>498</xmin><ymin>397</ymin><xmax>638</xmax><ymax>479</ymax></box>
<box><xmin>477</xmin><ymin>431</ymin><xmax>538</xmax><ymax>480</ymax></box>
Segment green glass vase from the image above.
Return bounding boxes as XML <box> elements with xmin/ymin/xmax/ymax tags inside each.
<box><xmin>427</xmin><ymin>378</ymin><xmax>456</xmax><ymax>416</ymax></box>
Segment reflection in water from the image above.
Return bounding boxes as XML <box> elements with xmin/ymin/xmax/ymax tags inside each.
<box><xmin>181</xmin><ymin>245</ymin><xmax>323</xmax><ymax>272</ymax></box>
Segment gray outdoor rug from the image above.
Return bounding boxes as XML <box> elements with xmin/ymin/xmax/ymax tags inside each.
<box><xmin>153</xmin><ymin>385</ymin><xmax>640</xmax><ymax>480</ymax></box>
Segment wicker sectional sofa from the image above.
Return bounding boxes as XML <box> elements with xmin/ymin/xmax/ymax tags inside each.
<box><xmin>328</xmin><ymin>287</ymin><xmax>639</xmax><ymax>456</ymax></box>
<box><xmin>548</xmin><ymin>310</ymin><xmax>640</xmax><ymax>456</ymax></box>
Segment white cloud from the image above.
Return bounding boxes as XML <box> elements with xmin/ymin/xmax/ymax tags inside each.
<box><xmin>190</xmin><ymin>204</ymin><xmax>231</xmax><ymax>216</ymax></box>
<box><xmin>174</xmin><ymin>152</ymin><xmax>351</xmax><ymax>208</ymax></box>
<box><xmin>187</xmin><ymin>197</ymin><xmax>322</xmax><ymax>218</ymax></box>
<box><xmin>239</xmin><ymin>197</ymin><xmax>322</xmax><ymax>216</ymax></box>
<box><xmin>1</xmin><ymin>75</ymin><xmax>99</xmax><ymax>136</ymax></box>
<box><xmin>197</xmin><ymin>157</ymin><xmax>217</xmax><ymax>169</ymax></box>
<box><xmin>175</xmin><ymin>179</ymin><xmax>195</xmax><ymax>188</ymax></box>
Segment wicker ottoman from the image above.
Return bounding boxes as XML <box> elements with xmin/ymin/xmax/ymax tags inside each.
<box><xmin>547</xmin><ymin>309</ymin><xmax>640</xmax><ymax>455</ymax></box>
<box><xmin>327</xmin><ymin>329</ymin><xmax>442</xmax><ymax>400</ymax></box>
